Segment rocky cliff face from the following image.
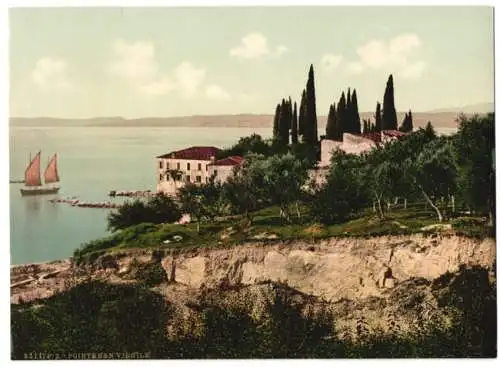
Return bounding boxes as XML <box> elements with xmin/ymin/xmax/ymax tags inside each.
<box><xmin>11</xmin><ymin>234</ymin><xmax>496</xmax><ymax>340</ymax></box>
<box><xmin>160</xmin><ymin>234</ymin><xmax>495</xmax><ymax>303</ymax></box>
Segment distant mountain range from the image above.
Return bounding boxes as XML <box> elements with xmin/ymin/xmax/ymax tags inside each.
<box><xmin>425</xmin><ymin>102</ymin><xmax>494</xmax><ymax>114</ymax></box>
<box><xmin>10</xmin><ymin>103</ymin><xmax>493</xmax><ymax>129</ymax></box>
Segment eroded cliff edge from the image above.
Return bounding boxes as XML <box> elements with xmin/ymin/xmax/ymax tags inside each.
<box><xmin>157</xmin><ymin>234</ymin><xmax>495</xmax><ymax>301</ymax></box>
<box><xmin>11</xmin><ymin>233</ymin><xmax>496</xmax><ymax>339</ymax></box>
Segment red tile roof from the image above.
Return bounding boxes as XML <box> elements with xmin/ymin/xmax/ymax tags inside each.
<box><xmin>208</xmin><ymin>156</ymin><xmax>244</xmax><ymax>166</ymax></box>
<box><xmin>157</xmin><ymin>146</ymin><xmax>220</xmax><ymax>160</ymax></box>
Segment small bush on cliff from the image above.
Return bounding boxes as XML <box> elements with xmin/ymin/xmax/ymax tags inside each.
<box><xmin>131</xmin><ymin>261</ymin><xmax>168</xmax><ymax>287</ymax></box>
<box><xmin>107</xmin><ymin>193</ymin><xmax>182</xmax><ymax>232</ymax></box>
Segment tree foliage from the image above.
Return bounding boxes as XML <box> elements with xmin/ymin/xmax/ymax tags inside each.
<box><xmin>382</xmin><ymin>75</ymin><xmax>397</xmax><ymax>130</ymax></box>
<box><xmin>217</xmin><ymin>133</ymin><xmax>272</xmax><ymax>159</ymax></box>
<box><xmin>375</xmin><ymin>102</ymin><xmax>382</xmax><ymax>132</ymax></box>
<box><xmin>311</xmin><ymin>150</ymin><xmax>368</xmax><ymax>224</ymax></box>
<box><xmin>291</xmin><ymin>102</ymin><xmax>298</xmax><ymax>144</ymax></box>
<box><xmin>351</xmin><ymin>89</ymin><xmax>361</xmax><ymax>134</ymax></box>
<box><xmin>303</xmin><ymin>65</ymin><xmax>318</xmax><ymax>145</ymax></box>
<box><xmin>222</xmin><ymin>154</ymin><xmax>268</xmax><ymax>220</ymax></box>
<box><xmin>454</xmin><ymin>113</ymin><xmax>495</xmax><ymax>222</ymax></box>
<box><xmin>107</xmin><ymin>193</ymin><xmax>181</xmax><ymax>232</ymax></box>
<box><xmin>399</xmin><ymin>110</ymin><xmax>413</xmax><ymax>132</ymax></box>
<box><xmin>259</xmin><ymin>153</ymin><xmax>309</xmax><ymax>222</ymax></box>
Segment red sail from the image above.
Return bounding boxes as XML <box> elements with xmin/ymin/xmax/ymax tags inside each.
<box><xmin>25</xmin><ymin>152</ymin><xmax>42</xmax><ymax>187</ymax></box>
<box><xmin>44</xmin><ymin>153</ymin><xmax>60</xmax><ymax>184</ymax></box>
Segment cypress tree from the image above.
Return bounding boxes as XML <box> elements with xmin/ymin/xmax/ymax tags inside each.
<box><xmin>399</xmin><ymin>113</ymin><xmax>408</xmax><ymax>132</ymax></box>
<box><xmin>273</xmin><ymin>103</ymin><xmax>281</xmax><ymax>141</ymax></box>
<box><xmin>382</xmin><ymin>74</ymin><xmax>397</xmax><ymax>130</ymax></box>
<box><xmin>332</xmin><ymin>103</ymin><xmax>340</xmax><ymax>140</ymax></box>
<box><xmin>363</xmin><ymin>119</ymin><xmax>371</xmax><ymax>134</ymax></box>
<box><xmin>278</xmin><ymin>98</ymin><xmax>290</xmax><ymax>145</ymax></box>
<box><xmin>299</xmin><ymin>89</ymin><xmax>307</xmax><ymax>138</ymax></box>
<box><xmin>375</xmin><ymin>102</ymin><xmax>382</xmax><ymax>132</ymax></box>
<box><xmin>291</xmin><ymin>101</ymin><xmax>298</xmax><ymax>144</ymax></box>
<box><xmin>346</xmin><ymin>88</ymin><xmax>352</xmax><ymax>133</ymax></box>
<box><xmin>305</xmin><ymin>64</ymin><xmax>318</xmax><ymax>144</ymax></box>
<box><xmin>326</xmin><ymin>104</ymin><xmax>335</xmax><ymax>139</ymax></box>
<box><xmin>352</xmin><ymin>89</ymin><xmax>361</xmax><ymax>134</ymax></box>
<box><xmin>399</xmin><ymin>109</ymin><xmax>414</xmax><ymax>133</ymax></box>
<box><xmin>336</xmin><ymin>92</ymin><xmax>346</xmax><ymax>140</ymax></box>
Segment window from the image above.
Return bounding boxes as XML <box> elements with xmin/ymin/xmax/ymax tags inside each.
<box><xmin>187</xmin><ymin>163</ymin><xmax>191</xmax><ymax>170</ymax></box>
<box><xmin>167</xmin><ymin>162</ymin><xmax>170</xmax><ymax>169</ymax></box>
<box><xmin>165</xmin><ymin>175</ymin><xmax>169</xmax><ymax>181</ymax></box>
<box><xmin>206</xmin><ymin>164</ymin><xmax>208</xmax><ymax>171</ymax></box>
<box><xmin>177</xmin><ymin>162</ymin><xmax>180</xmax><ymax>170</ymax></box>
<box><xmin>159</xmin><ymin>161</ymin><xmax>163</xmax><ymax>169</ymax></box>
<box><xmin>196</xmin><ymin>176</ymin><xmax>201</xmax><ymax>183</ymax></box>
<box><xmin>198</xmin><ymin>163</ymin><xmax>202</xmax><ymax>171</ymax></box>
<box><xmin>214</xmin><ymin>170</ymin><xmax>218</xmax><ymax>176</ymax></box>
<box><xmin>186</xmin><ymin>175</ymin><xmax>191</xmax><ymax>182</ymax></box>
<box><xmin>159</xmin><ymin>174</ymin><xmax>163</xmax><ymax>181</ymax></box>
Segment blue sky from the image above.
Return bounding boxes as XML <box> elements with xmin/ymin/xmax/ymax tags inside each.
<box><xmin>9</xmin><ymin>6</ymin><xmax>494</xmax><ymax>118</ymax></box>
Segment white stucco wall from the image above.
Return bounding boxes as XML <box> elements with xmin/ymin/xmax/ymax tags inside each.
<box><xmin>320</xmin><ymin>133</ymin><xmax>377</xmax><ymax>167</ymax></box>
<box><xmin>207</xmin><ymin>164</ymin><xmax>236</xmax><ymax>184</ymax></box>
<box><xmin>156</xmin><ymin>157</ymin><xmax>214</xmax><ymax>195</ymax></box>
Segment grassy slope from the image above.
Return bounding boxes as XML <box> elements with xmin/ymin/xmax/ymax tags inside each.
<box><xmin>74</xmin><ymin>203</ymin><xmax>492</xmax><ymax>265</ymax></box>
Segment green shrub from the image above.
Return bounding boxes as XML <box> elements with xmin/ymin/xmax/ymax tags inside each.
<box><xmin>134</xmin><ymin>262</ymin><xmax>168</xmax><ymax>287</ymax></box>
<box><xmin>11</xmin><ymin>281</ymin><xmax>170</xmax><ymax>359</ymax></box>
<box><xmin>107</xmin><ymin>193</ymin><xmax>182</xmax><ymax>232</ymax></box>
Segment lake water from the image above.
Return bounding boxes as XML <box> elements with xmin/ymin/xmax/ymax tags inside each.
<box><xmin>9</xmin><ymin>126</ymin><xmax>272</xmax><ymax>265</ymax></box>
<box><xmin>9</xmin><ymin>125</ymin><xmax>456</xmax><ymax>265</ymax></box>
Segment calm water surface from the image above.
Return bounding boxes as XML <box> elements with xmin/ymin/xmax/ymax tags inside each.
<box><xmin>9</xmin><ymin>125</ymin><xmax>455</xmax><ymax>265</ymax></box>
<box><xmin>10</xmin><ymin>126</ymin><xmax>271</xmax><ymax>265</ymax></box>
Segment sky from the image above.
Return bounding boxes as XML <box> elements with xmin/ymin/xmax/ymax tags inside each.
<box><xmin>9</xmin><ymin>6</ymin><xmax>494</xmax><ymax>118</ymax></box>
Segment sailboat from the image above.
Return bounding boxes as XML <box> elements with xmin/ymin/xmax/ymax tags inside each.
<box><xmin>20</xmin><ymin>151</ymin><xmax>60</xmax><ymax>196</ymax></box>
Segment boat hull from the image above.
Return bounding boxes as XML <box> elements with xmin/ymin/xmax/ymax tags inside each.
<box><xmin>20</xmin><ymin>187</ymin><xmax>60</xmax><ymax>196</ymax></box>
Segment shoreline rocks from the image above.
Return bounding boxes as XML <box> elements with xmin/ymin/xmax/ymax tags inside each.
<box><xmin>108</xmin><ymin>190</ymin><xmax>155</xmax><ymax>197</ymax></box>
<box><xmin>49</xmin><ymin>197</ymin><xmax>122</xmax><ymax>209</ymax></box>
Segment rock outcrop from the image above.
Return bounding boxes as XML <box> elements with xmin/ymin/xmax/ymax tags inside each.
<box><xmin>157</xmin><ymin>234</ymin><xmax>495</xmax><ymax>303</ymax></box>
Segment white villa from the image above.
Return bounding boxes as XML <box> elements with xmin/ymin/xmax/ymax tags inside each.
<box><xmin>311</xmin><ymin>130</ymin><xmax>407</xmax><ymax>186</ymax></box>
<box><xmin>156</xmin><ymin>146</ymin><xmax>243</xmax><ymax>195</ymax></box>
<box><xmin>156</xmin><ymin>131</ymin><xmax>406</xmax><ymax>195</ymax></box>
<box><xmin>207</xmin><ymin>156</ymin><xmax>245</xmax><ymax>183</ymax></box>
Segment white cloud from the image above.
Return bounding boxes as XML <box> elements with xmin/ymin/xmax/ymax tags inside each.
<box><xmin>109</xmin><ymin>40</ymin><xmax>208</xmax><ymax>98</ymax></box>
<box><xmin>400</xmin><ymin>60</ymin><xmax>426</xmax><ymax>80</ymax></box>
<box><xmin>346</xmin><ymin>61</ymin><xmax>364</xmax><ymax>74</ymax></box>
<box><xmin>276</xmin><ymin>45</ymin><xmax>289</xmax><ymax>56</ymax></box>
<box><xmin>32</xmin><ymin>57</ymin><xmax>70</xmax><ymax>89</ymax></box>
<box><xmin>347</xmin><ymin>33</ymin><xmax>426</xmax><ymax>79</ymax></box>
<box><xmin>321</xmin><ymin>54</ymin><xmax>343</xmax><ymax>72</ymax></box>
<box><xmin>206</xmin><ymin>84</ymin><xmax>231</xmax><ymax>101</ymax></box>
<box><xmin>174</xmin><ymin>62</ymin><xmax>206</xmax><ymax>98</ymax></box>
<box><xmin>237</xmin><ymin>93</ymin><xmax>258</xmax><ymax>102</ymax></box>
<box><xmin>138</xmin><ymin>75</ymin><xmax>176</xmax><ymax>96</ymax></box>
<box><xmin>109</xmin><ymin>39</ymin><xmax>157</xmax><ymax>82</ymax></box>
<box><xmin>230</xmin><ymin>32</ymin><xmax>270</xmax><ymax>59</ymax></box>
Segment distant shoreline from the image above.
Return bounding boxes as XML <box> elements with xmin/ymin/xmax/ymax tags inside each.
<box><xmin>9</xmin><ymin>111</ymin><xmax>489</xmax><ymax>129</ymax></box>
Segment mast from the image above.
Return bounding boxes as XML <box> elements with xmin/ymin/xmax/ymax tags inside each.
<box><xmin>44</xmin><ymin>153</ymin><xmax>60</xmax><ymax>184</ymax></box>
<box><xmin>25</xmin><ymin>151</ymin><xmax>42</xmax><ymax>187</ymax></box>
